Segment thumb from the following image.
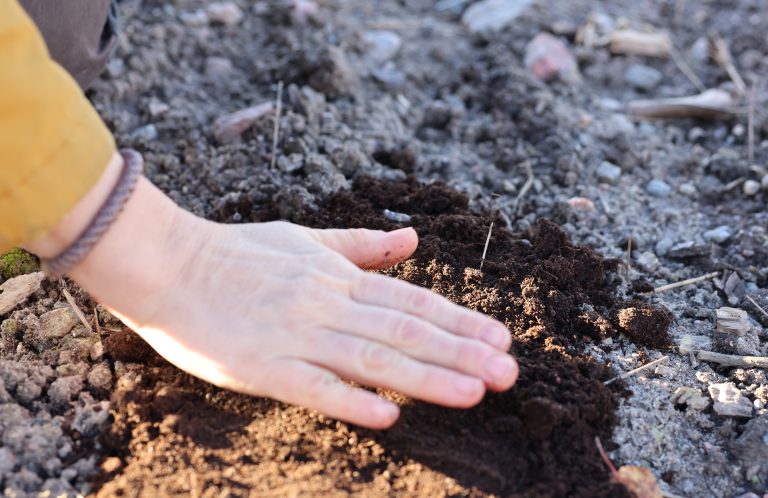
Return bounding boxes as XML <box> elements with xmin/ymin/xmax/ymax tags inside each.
<box><xmin>312</xmin><ymin>227</ymin><xmax>418</xmax><ymax>269</ymax></box>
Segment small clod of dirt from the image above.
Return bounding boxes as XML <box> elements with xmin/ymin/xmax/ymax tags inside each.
<box><xmin>613</xmin><ymin>300</ymin><xmax>673</xmax><ymax>349</ymax></box>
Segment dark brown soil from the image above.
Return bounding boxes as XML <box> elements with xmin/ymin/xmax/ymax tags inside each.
<box><xmin>613</xmin><ymin>300</ymin><xmax>674</xmax><ymax>350</ymax></box>
<box><xmin>92</xmin><ymin>177</ymin><xmax>674</xmax><ymax>497</ymax></box>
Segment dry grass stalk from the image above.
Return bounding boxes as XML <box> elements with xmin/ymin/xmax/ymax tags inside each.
<box><xmin>748</xmin><ymin>78</ymin><xmax>759</xmax><ymax>166</ymax></box>
<box><xmin>628</xmin><ymin>89</ymin><xmax>736</xmax><ymax>120</ymax></box>
<box><xmin>480</xmin><ymin>221</ymin><xmax>494</xmax><ymax>271</ymax></box>
<box><xmin>709</xmin><ymin>31</ymin><xmax>747</xmax><ymax>95</ymax></box>
<box><xmin>608</xmin><ymin>29</ymin><xmax>672</xmax><ymax>57</ymax></box>
<box><xmin>652</xmin><ymin>271</ymin><xmax>720</xmax><ymax>293</ymax></box>
<box><xmin>93</xmin><ymin>306</ymin><xmax>101</xmax><ymax>335</ymax></box>
<box><xmin>59</xmin><ymin>279</ymin><xmax>92</xmax><ymax>333</ymax></box>
<box><xmin>745</xmin><ymin>295</ymin><xmax>768</xmax><ymax>320</ymax></box>
<box><xmin>514</xmin><ymin>161</ymin><xmax>534</xmax><ymax>216</ymax></box>
<box><xmin>604</xmin><ymin>356</ymin><xmax>668</xmax><ymax>385</ymax></box>
<box><xmin>697</xmin><ymin>350</ymin><xmax>768</xmax><ymax>369</ymax></box>
<box><xmin>669</xmin><ymin>45</ymin><xmax>705</xmax><ymax>93</ymax></box>
<box><xmin>723</xmin><ymin>177</ymin><xmax>746</xmax><ymax>191</ymax></box>
<box><xmin>270</xmin><ymin>80</ymin><xmax>284</xmax><ymax>169</ymax></box>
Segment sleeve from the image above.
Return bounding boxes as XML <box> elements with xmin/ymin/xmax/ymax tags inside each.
<box><xmin>0</xmin><ymin>0</ymin><xmax>116</xmax><ymax>252</ymax></box>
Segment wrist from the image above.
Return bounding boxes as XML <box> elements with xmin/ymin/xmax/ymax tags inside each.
<box><xmin>25</xmin><ymin>152</ymin><xmax>124</xmax><ymax>259</ymax></box>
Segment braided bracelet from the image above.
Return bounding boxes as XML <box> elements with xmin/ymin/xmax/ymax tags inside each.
<box><xmin>42</xmin><ymin>149</ymin><xmax>144</xmax><ymax>276</ymax></box>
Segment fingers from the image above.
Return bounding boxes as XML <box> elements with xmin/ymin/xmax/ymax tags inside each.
<box><xmin>351</xmin><ymin>273</ymin><xmax>513</xmax><ymax>351</ymax></box>
<box><xmin>301</xmin><ymin>329</ymin><xmax>487</xmax><ymax>409</ymax></box>
<box><xmin>333</xmin><ymin>303</ymin><xmax>518</xmax><ymax>391</ymax></box>
<box><xmin>311</xmin><ymin>227</ymin><xmax>418</xmax><ymax>270</ymax></box>
<box><xmin>261</xmin><ymin>357</ymin><xmax>400</xmax><ymax>429</ymax></box>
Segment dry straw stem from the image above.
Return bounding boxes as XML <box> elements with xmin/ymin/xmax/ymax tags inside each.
<box><xmin>479</xmin><ymin>221</ymin><xmax>494</xmax><ymax>271</ymax></box>
<box><xmin>93</xmin><ymin>305</ymin><xmax>101</xmax><ymax>335</ymax></box>
<box><xmin>651</xmin><ymin>271</ymin><xmax>719</xmax><ymax>294</ymax></box>
<box><xmin>607</xmin><ymin>29</ymin><xmax>672</xmax><ymax>57</ymax></box>
<box><xmin>745</xmin><ymin>295</ymin><xmax>768</xmax><ymax>320</ymax></box>
<box><xmin>669</xmin><ymin>45</ymin><xmax>705</xmax><ymax>93</ymax></box>
<box><xmin>604</xmin><ymin>356</ymin><xmax>668</xmax><ymax>385</ymax></box>
<box><xmin>697</xmin><ymin>350</ymin><xmax>768</xmax><ymax>369</ymax></box>
<box><xmin>59</xmin><ymin>278</ymin><xmax>92</xmax><ymax>333</ymax></box>
<box><xmin>514</xmin><ymin>161</ymin><xmax>534</xmax><ymax>216</ymax></box>
<box><xmin>270</xmin><ymin>81</ymin><xmax>284</xmax><ymax>170</ymax></box>
<box><xmin>709</xmin><ymin>30</ymin><xmax>747</xmax><ymax>95</ymax></box>
<box><xmin>628</xmin><ymin>89</ymin><xmax>736</xmax><ymax>120</ymax></box>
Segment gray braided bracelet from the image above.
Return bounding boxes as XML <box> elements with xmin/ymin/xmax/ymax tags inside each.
<box><xmin>42</xmin><ymin>149</ymin><xmax>144</xmax><ymax>276</ymax></box>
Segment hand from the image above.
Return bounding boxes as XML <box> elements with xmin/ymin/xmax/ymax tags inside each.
<box><xmin>31</xmin><ymin>156</ymin><xmax>519</xmax><ymax>429</ymax></box>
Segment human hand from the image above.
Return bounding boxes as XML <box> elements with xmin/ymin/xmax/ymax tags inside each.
<box><xmin>33</xmin><ymin>159</ymin><xmax>518</xmax><ymax>429</ymax></box>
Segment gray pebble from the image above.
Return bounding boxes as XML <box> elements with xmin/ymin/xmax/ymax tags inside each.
<box><xmin>361</xmin><ymin>30</ymin><xmax>402</xmax><ymax>64</ymax></box>
<box><xmin>703</xmin><ymin>225</ymin><xmax>733</xmax><ymax>244</ymax></box>
<box><xmin>624</xmin><ymin>64</ymin><xmax>663</xmax><ymax>91</ymax></box>
<box><xmin>646</xmin><ymin>179</ymin><xmax>672</xmax><ymax>197</ymax></box>
<box><xmin>743</xmin><ymin>179</ymin><xmax>760</xmax><ymax>196</ymax></box>
<box><xmin>596</xmin><ymin>161</ymin><xmax>621</xmax><ymax>184</ymax></box>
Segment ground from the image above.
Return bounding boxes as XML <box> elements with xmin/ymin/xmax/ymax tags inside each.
<box><xmin>1</xmin><ymin>0</ymin><xmax>767</xmax><ymax>496</ymax></box>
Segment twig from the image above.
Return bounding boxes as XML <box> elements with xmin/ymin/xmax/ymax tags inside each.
<box><xmin>270</xmin><ymin>80</ymin><xmax>284</xmax><ymax>169</ymax></box>
<box><xmin>697</xmin><ymin>350</ymin><xmax>768</xmax><ymax>369</ymax></box>
<box><xmin>651</xmin><ymin>271</ymin><xmax>720</xmax><ymax>294</ymax></box>
<box><xmin>723</xmin><ymin>177</ymin><xmax>746</xmax><ymax>191</ymax></box>
<box><xmin>480</xmin><ymin>222</ymin><xmax>494</xmax><ymax>271</ymax></box>
<box><xmin>661</xmin><ymin>492</ymin><xmax>686</xmax><ymax>498</ymax></box>
<box><xmin>669</xmin><ymin>45</ymin><xmax>705</xmax><ymax>93</ymax></box>
<box><xmin>748</xmin><ymin>78</ymin><xmax>759</xmax><ymax>166</ymax></box>
<box><xmin>709</xmin><ymin>30</ymin><xmax>747</xmax><ymax>95</ymax></box>
<box><xmin>59</xmin><ymin>279</ymin><xmax>92</xmax><ymax>333</ymax></box>
<box><xmin>626</xmin><ymin>238</ymin><xmax>632</xmax><ymax>283</ymax></box>
<box><xmin>93</xmin><ymin>306</ymin><xmax>101</xmax><ymax>335</ymax></box>
<box><xmin>746</xmin><ymin>295</ymin><xmax>768</xmax><ymax>320</ymax></box>
<box><xmin>514</xmin><ymin>161</ymin><xmax>534</xmax><ymax>216</ymax></box>
<box><xmin>594</xmin><ymin>437</ymin><xmax>618</xmax><ymax>475</ymax></box>
<box><xmin>604</xmin><ymin>356</ymin><xmax>668</xmax><ymax>385</ymax></box>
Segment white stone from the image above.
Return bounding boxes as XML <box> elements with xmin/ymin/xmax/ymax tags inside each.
<box><xmin>0</xmin><ymin>272</ymin><xmax>44</xmax><ymax>316</ymax></box>
<box><xmin>596</xmin><ymin>161</ymin><xmax>622</xmax><ymax>184</ymax></box>
<box><xmin>39</xmin><ymin>308</ymin><xmax>79</xmax><ymax>339</ymax></box>
<box><xmin>462</xmin><ymin>0</ymin><xmax>534</xmax><ymax>33</ymax></box>
<box><xmin>743</xmin><ymin>179</ymin><xmax>760</xmax><ymax>196</ymax></box>
<box><xmin>708</xmin><ymin>382</ymin><xmax>753</xmax><ymax>417</ymax></box>
<box><xmin>206</xmin><ymin>2</ymin><xmax>243</xmax><ymax>26</ymax></box>
<box><xmin>361</xmin><ymin>31</ymin><xmax>402</xmax><ymax>64</ymax></box>
<box><xmin>702</xmin><ymin>225</ymin><xmax>733</xmax><ymax>244</ymax></box>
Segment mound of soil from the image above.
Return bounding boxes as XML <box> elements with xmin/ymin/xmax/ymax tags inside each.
<box><xmin>92</xmin><ymin>177</ymin><xmax>671</xmax><ymax>497</ymax></box>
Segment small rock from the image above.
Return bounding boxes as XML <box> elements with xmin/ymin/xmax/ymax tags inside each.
<box><xmin>276</xmin><ymin>154</ymin><xmax>305</xmax><ymax>173</ymax></box>
<box><xmin>461</xmin><ymin>0</ymin><xmax>534</xmax><ymax>33</ymax></box>
<box><xmin>101</xmin><ymin>456</ymin><xmax>122</xmax><ymax>474</ymax></box>
<box><xmin>105</xmin><ymin>58</ymin><xmax>125</xmax><ymax>79</ymax></box>
<box><xmin>206</xmin><ymin>2</ymin><xmax>243</xmax><ymax>25</ymax></box>
<box><xmin>291</xmin><ymin>0</ymin><xmax>320</xmax><ymax>24</ymax></box>
<box><xmin>667</xmin><ymin>240</ymin><xmax>710</xmax><ymax>259</ymax></box>
<box><xmin>596</xmin><ymin>161</ymin><xmax>621</xmax><ymax>184</ymax></box>
<box><xmin>754</xmin><ymin>399</ymin><xmax>764</xmax><ymax>410</ymax></box>
<box><xmin>743</xmin><ymin>179</ymin><xmax>760</xmax><ymax>196</ymax></box>
<box><xmin>636</xmin><ymin>251</ymin><xmax>661</xmax><ymax>273</ymax></box>
<box><xmin>15</xmin><ymin>379</ymin><xmax>42</xmax><ymax>403</ymax></box>
<box><xmin>180</xmin><ymin>9</ymin><xmax>208</xmax><ymax>27</ymax></box>
<box><xmin>671</xmin><ymin>386</ymin><xmax>710</xmax><ymax>411</ymax></box>
<box><xmin>702</xmin><ymin>225</ymin><xmax>733</xmax><ymax>244</ymax></box>
<box><xmin>646</xmin><ymin>179</ymin><xmax>671</xmax><ymax>197</ymax></box>
<box><xmin>524</xmin><ymin>33</ymin><xmax>579</xmax><ymax>82</ymax></box>
<box><xmin>129</xmin><ymin>124</ymin><xmax>158</xmax><ymax>142</ymax></box>
<box><xmin>0</xmin><ymin>272</ymin><xmax>45</xmax><ymax>316</ymax></box>
<box><xmin>39</xmin><ymin>308</ymin><xmax>79</xmax><ymax>339</ymax></box>
<box><xmin>205</xmin><ymin>56</ymin><xmax>234</xmax><ymax>78</ymax></box>
<box><xmin>147</xmin><ymin>100</ymin><xmax>170</xmax><ymax>117</ymax></box>
<box><xmin>730</xmin><ymin>417</ymin><xmax>768</xmax><ymax>475</ymax></box>
<box><xmin>90</xmin><ymin>341</ymin><xmax>104</xmax><ymax>361</ymax></box>
<box><xmin>212</xmin><ymin>102</ymin><xmax>275</xmax><ymax>143</ymax></box>
<box><xmin>708</xmin><ymin>382</ymin><xmax>753</xmax><ymax>417</ymax></box>
<box><xmin>716</xmin><ymin>307</ymin><xmax>751</xmax><ymax>336</ymax></box>
<box><xmin>761</xmin><ymin>174</ymin><xmax>768</xmax><ymax>190</ymax></box>
<box><xmin>654</xmin><ymin>364</ymin><xmax>676</xmax><ymax>377</ymax></box>
<box><xmin>47</xmin><ymin>376</ymin><xmax>84</xmax><ymax>407</ymax></box>
<box><xmin>624</xmin><ymin>64</ymin><xmax>663</xmax><ymax>91</ymax></box>
<box><xmin>87</xmin><ymin>364</ymin><xmax>112</xmax><ymax>390</ymax></box>
<box><xmin>566</xmin><ymin>197</ymin><xmax>596</xmax><ymax>211</ymax></box>
<box><xmin>678</xmin><ymin>334</ymin><xmax>712</xmax><ymax>354</ymax></box>
<box><xmin>361</xmin><ymin>30</ymin><xmax>402</xmax><ymax>64</ymax></box>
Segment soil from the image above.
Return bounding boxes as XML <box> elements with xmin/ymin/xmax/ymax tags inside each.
<box><xmin>94</xmin><ymin>176</ymin><xmax>651</xmax><ymax>498</ymax></box>
<box><xmin>1</xmin><ymin>0</ymin><xmax>768</xmax><ymax>496</ymax></box>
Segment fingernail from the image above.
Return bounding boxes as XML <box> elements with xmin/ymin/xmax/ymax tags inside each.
<box><xmin>374</xmin><ymin>401</ymin><xmax>399</xmax><ymax>423</ymax></box>
<box><xmin>485</xmin><ymin>355</ymin><xmax>515</xmax><ymax>384</ymax></box>
<box><xmin>481</xmin><ymin>325</ymin><xmax>510</xmax><ymax>350</ymax></box>
<box><xmin>454</xmin><ymin>375</ymin><xmax>482</xmax><ymax>397</ymax></box>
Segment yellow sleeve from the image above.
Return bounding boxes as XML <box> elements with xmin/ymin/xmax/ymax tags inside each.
<box><xmin>0</xmin><ymin>0</ymin><xmax>116</xmax><ymax>252</ymax></box>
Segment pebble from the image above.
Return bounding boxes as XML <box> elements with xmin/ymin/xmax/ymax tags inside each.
<box><xmin>361</xmin><ymin>30</ymin><xmax>402</xmax><ymax>64</ymax></box>
<box><xmin>212</xmin><ymin>102</ymin><xmax>275</xmax><ymax>143</ymax></box>
<box><xmin>47</xmin><ymin>376</ymin><xmax>85</xmax><ymax>408</ymax></box>
<box><xmin>291</xmin><ymin>0</ymin><xmax>320</xmax><ymax>24</ymax></box>
<box><xmin>87</xmin><ymin>364</ymin><xmax>113</xmax><ymax>390</ymax></box>
<box><xmin>524</xmin><ymin>33</ymin><xmax>579</xmax><ymax>83</ymax></box>
<box><xmin>678</xmin><ymin>182</ymin><xmax>697</xmax><ymax>196</ymax></box>
<box><xmin>596</xmin><ymin>161</ymin><xmax>621</xmax><ymax>184</ymax></box>
<box><xmin>708</xmin><ymin>382</ymin><xmax>753</xmax><ymax>418</ymax></box>
<box><xmin>205</xmin><ymin>56</ymin><xmax>234</xmax><ymax>78</ymax></box>
<box><xmin>129</xmin><ymin>124</ymin><xmax>159</xmax><ymax>142</ymax></box>
<box><xmin>147</xmin><ymin>100</ymin><xmax>170</xmax><ymax>117</ymax></box>
<box><xmin>39</xmin><ymin>308</ymin><xmax>79</xmax><ymax>339</ymax></box>
<box><xmin>645</xmin><ymin>179</ymin><xmax>672</xmax><ymax>197</ymax></box>
<box><xmin>624</xmin><ymin>64</ymin><xmax>663</xmax><ymax>91</ymax></box>
<box><xmin>180</xmin><ymin>9</ymin><xmax>209</xmax><ymax>27</ymax></box>
<box><xmin>461</xmin><ymin>0</ymin><xmax>534</xmax><ymax>33</ymax></box>
<box><xmin>0</xmin><ymin>272</ymin><xmax>45</xmax><ymax>316</ymax></box>
<box><xmin>743</xmin><ymin>179</ymin><xmax>760</xmax><ymax>196</ymax></box>
<box><xmin>566</xmin><ymin>197</ymin><xmax>596</xmax><ymax>211</ymax></box>
<box><xmin>671</xmin><ymin>386</ymin><xmax>709</xmax><ymax>411</ymax></box>
<box><xmin>703</xmin><ymin>225</ymin><xmax>733</xmax><ymax>244</ymax></box>
<box><xmin>754</xmin><ymin>399</ymin><xmax>765</xmax><ymax>410</ymax></box>
<box><xmin>206</xmin><ymin>2</ymin><xmax>243</xmax><ymax>26</ymax></box>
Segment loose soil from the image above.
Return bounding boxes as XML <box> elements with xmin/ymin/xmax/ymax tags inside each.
<box><xmin>92</xmin><ymin>177</ymin><xmax>668</xmax><ymax>498</ymax></box>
